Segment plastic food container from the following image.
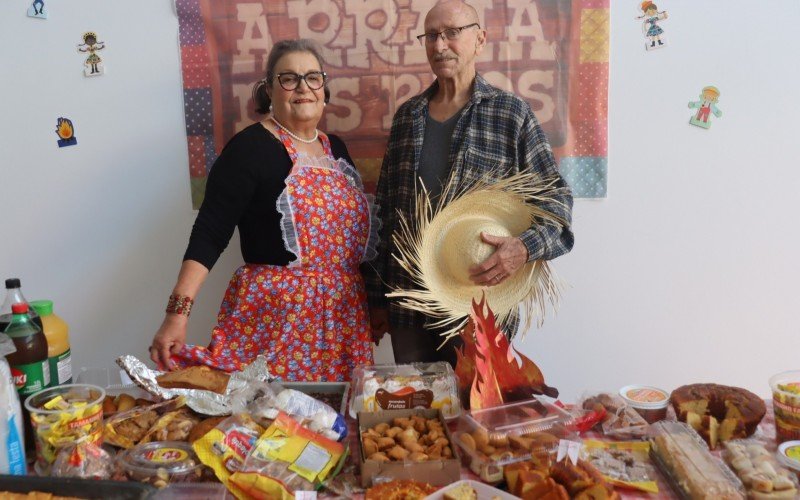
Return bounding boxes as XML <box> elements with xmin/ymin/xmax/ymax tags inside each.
<box><xmin>423</xmin><ymin>479</ymin><xmax>518</xmax><ymax>499</ymax></box>
<box><xmin>453</xmin><ymin>398</ymin><xmax>576</xmax><ymax>483</ymax></box>
<box><xmin>619</xmin><ymin>385</ymin><xmax>669</xmax><ymax>424</ymax></box>
<box><xmin>24</xmin><ymin>383</ymin><xmax>106</xmax><ymax>475</ymax></box>
<box><xmin>769</xmin><ymin>370</ymin><xmax>800</xmax><ymax>443</ymax></box>
<box><xmin>349</xmin><ymin>362</ymin><xmax>461</xmax><ymax>419</ymax></box>
<box><xmin>649</xmin><ymin>421</ymin><xmax>745</xmax><ymax>499</ymax></box>
<box><xmin>724</xmin><ymin>439</ymin><xmax>798</xmax><ymax>497</ymax></box>
<box><xmin>117</xmin><ymin>441</ymin><xmax>203</xmax><ymax>487</ymax></box>
<box><xmin>281</xmin><ymin>381</ymin><xmax>350</xmax><ymax>416</ymax></box>
<box><xmin>777</xmin><ymin>440</ymin><xmax>800</xmax><ymax>474</ymax></box>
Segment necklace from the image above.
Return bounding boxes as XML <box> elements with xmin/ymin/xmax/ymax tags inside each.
<box><xmin>269</xmin><ymin>116</ymin><xmax>319</xmax><ymax>144</ymax></box>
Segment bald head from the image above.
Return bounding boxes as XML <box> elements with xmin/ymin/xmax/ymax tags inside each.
<box><xmin>425</xmin><ymin>0</ymin><xmax>480</xmax><ymax>30</ymax></box>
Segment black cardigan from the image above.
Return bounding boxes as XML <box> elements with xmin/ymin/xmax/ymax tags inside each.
<box><xmin>183</xmin><ymin>123</ymin><xmax>356</xmax><ymax>270</ymax></box>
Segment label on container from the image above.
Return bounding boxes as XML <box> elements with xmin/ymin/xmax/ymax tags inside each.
<box><xmin>10</xmin><ymin>361</ymin><xmax>50</xmax><ymax>396</ymax></box>
<box><xmin>375</xmin><ymin>388</ymin><xmax>434</xmax><ymax>410</ymax></box>
<box><xmin>625</xmin><ymin>388</ymin><xmax>666</xmax><ymax>403</ymax></box>
<box><xmin>49</xmin><ymin>349</ymin><xmax>72</xmax><ymax>386</ymax></box>
<box><xmin>785</xmin><ymin>445</ymin><xmax>800</xmax><ymax>462</ymax></box>
<box><xmin>144</xmin><ymin>447</ymin><xmax>189</xmax><ymax>464</ymax></box>
<box><xmin>6</xmin><ymin>413</ymin><xmax>25</xmax><ymax>475</ymax></box>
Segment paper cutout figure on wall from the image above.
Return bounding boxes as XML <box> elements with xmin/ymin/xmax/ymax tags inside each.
<box><xmin>55</xmin><ymin>118</ymin><xmax>77</xmax><ymax>147</ymax></box>
<box><xmin>78</xmin><ymin>32</ymin><xmax>105</xmax><ymax>76</ymax></box>
<box><xmin>689</xmin><ymin>86</ymin><xmax>722</xmax><ymax>129</ymax></box>
<box><xmin>27</xmin><ymin>0</ymin><xmax>47</xmax><ymax>19</ymax></box>
<box><xmin>637</xmin><ymin>1</ymin><xmax>668</xmax><ymax>50</ymax></box>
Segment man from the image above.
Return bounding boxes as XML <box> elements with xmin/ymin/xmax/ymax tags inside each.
<box><xmin>365</xmin><ymin>0</ymin><xmax>574</xmax><ymax>365</ymax></box>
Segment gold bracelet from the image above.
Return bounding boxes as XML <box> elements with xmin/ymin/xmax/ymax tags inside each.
<box><xmin>166</xmin><ymin>293</ymin><xmax>193</xmax><ymax>316</ymax></box>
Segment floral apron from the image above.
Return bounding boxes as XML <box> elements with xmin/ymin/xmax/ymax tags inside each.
<box><xmin>174</xmin><ymin>128</ymin><xmax>376</xmax><ymax>381</ymax></box>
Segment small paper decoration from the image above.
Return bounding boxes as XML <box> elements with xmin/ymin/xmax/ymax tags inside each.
<box><xmin>637</xmin><ymin>1</ymin><xmax>668</xmax><ymax>51</ymax></box>
<box><xmin>27</xmin><ymin>0</ymin><xmax>47</xmax><ymax>19</ymax></box>
<box><xmin>689</xmin><ymin>86</ymin><xmax>723</xmax><ymax>129</ymax></box>
<box><xmin>78</xmin><ymin>32</ymin><xmax>106</xmax><ymax>76</ymax></box>
<box><xmin>55</xmin><ymin>118</ymin><xmax>77</xmax><ymax>147</ymax></box>
<box><xmin>455</xmin><ymin>295</ymin><xmax>558</xmax><ymax>411</ymax></box>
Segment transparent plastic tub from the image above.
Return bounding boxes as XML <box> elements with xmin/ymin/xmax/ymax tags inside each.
<box><xmin>649</xmin><ymin>421</ymin><xmax>745</xmax><ymax>499</ymax></box>
<box><xmin>117</xmin><ymin>441</ymin><xmax>203</xmax><ymax>487</ymax></box>
<box><xmin>453</xmin><ymin>398</ymin><xmax>576</xmax><ymax>483</ymax></box>
<box><xmin>619</xmin><ymin>385</ymin><xmax>670</xmax><ymax>424</ymax></box>
<box><xmin>25</xmin><ymin>383</ymin><xmax>106</xmax><ymax>475</ymax></box>
<box><xmin>349</xmin><ymin>362</ymin><xmax>460</xmax><ymax>419</ymax></box>
<box><xmin>769</xmin><ymin>370</ymin><xmax>800</xmax><ymax>443</ymax></box>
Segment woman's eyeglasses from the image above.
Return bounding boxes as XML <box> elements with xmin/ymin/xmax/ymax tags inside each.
<box><xmin>416</xmin><ymin>23</ymin><xmax>480</xmax><ymax>45</ymax></box>
<box><xmin>275</xmin><ymin>71</ymin><xmax>327</xmax><ymax>91</ymax></box>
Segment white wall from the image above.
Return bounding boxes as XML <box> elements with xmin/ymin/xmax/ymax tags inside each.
<box><xmin>517</xmin><ymin>1</ymin><xmax>800</xmax><ymax>401</ymax></box>
<box><xmin>1</xmin><ymin>1</ymin><xmax>798</xmax><ymax>400</ymax></box>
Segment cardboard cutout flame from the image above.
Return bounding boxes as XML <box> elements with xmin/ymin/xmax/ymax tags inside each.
<box><xmin>55</xmin><ymin>117</ymin><xmax>77</xmax><ymax>147</ymax></box>
<box><xmin>455</xmin><ymin>295</ymin><xmax>558</xmax><ymax>410</ymax></box>
<box><xmin>56</xmin><ymin>118</ymin><xmax>74</xmax><ymax>140</ymax></box>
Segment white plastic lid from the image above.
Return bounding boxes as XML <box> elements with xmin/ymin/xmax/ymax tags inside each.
<box><xmin>618</xmin><ymin>385</ymin><xmax>669</xmax><ymax>409</ymax></box>
<box><xmin>777</xmin><ymin>440</ymin><xmax>800</xmax><ymax>472</ymax></box>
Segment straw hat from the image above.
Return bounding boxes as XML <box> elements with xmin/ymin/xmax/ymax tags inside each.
<box><xmin>388</xmin><ymin>171</ymin><xmax>567</xmax><ymax>340</ymax></box>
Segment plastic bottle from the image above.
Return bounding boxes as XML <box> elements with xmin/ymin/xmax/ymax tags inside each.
<box><xmin>0</xmin><ymin>278</ymin><xmax>43</xmax><ymax>332</ymax></box>
<box><xmin>30</xmin><ymin>300</ymin><xmax>72</xmax><ymax>387</ymax></box>
<box><xmin>0</xmin><ymin>356</ymin><xmax>25</xmax><ymax>474</ymax></box>
<box><xmin>3</xmin><ymin>302</ymin><xmax>49</xmax><ymax>458</ymax></box>
<box><xmin>3</xmin><ymin>303</ymin><xmax>50</xmax><ymax>397</ymax></box>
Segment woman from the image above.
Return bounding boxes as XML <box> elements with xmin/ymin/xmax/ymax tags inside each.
<box><xmin>149</xmin><ymin>39</ymin><xmax>378</xmax><ymax>381</ymax></box>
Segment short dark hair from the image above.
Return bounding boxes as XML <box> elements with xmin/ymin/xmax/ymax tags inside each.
<box><xmin>252</xmin><ymin>39</ymin><xmax>330</xmax><ymax>114</ymax></box>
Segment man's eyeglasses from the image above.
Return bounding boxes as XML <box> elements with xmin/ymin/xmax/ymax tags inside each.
<box><xmin>275</xmin><ymin>71</ymin><xmax>327</xmax><ymax>91</ymax></box>
<box><xmin>416</xmin><ymin>23</ymin><xmax>480</xmax><ymax>45</ymax></box>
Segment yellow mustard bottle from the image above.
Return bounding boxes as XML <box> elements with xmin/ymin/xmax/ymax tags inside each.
<box><xmin>29</xmin><ymin>300</ymin><xmax>72</xmax><ymax>387</ymax></box>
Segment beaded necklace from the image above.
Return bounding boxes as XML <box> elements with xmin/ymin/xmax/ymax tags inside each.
<box><xmin>269</xmin><ymin>116</ymin><xmax>319</xmax><ymax>144</ymax></box>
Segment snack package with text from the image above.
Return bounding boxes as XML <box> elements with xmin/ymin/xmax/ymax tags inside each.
<box><xmin>229</xmin><ymin>411</ymin><xmax>345</xmax><ymax>500</ymax></box>
<box><xmin>191</xmin><ymin>413</ymin><xmax>264</xmax><ymax>493</ymax></box>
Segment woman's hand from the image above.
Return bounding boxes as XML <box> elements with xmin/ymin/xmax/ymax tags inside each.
<box><xmin>150</xmin><ymin>314</ymin><xmax>188</xmax><ymax>371</ymax></box>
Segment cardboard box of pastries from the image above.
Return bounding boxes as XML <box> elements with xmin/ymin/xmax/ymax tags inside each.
<box><xmin>357</xmin><ymin>408</ymin><xmax>461</xmax><ymax>488</ymax></box>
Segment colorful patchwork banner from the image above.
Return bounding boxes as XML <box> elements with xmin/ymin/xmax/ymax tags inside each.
<box><xmin>177</xmin><ymin>0</ymin><xmax>609</xmax><ymax>208</ymax></box>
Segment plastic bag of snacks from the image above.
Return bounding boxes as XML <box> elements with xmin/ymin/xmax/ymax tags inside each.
<box><xmin>581</xmin><ymin>439</ymin><xmax>659</xmax><ymax>493</ymax></box>
<box><xmin>51</xmin><ymin>442</ymin><xmax>112</xmax><ymax>479</ymax></box>
<box><xmin>228</xmin><ymin>411</ymin><xmax>346</xmax><ymax>500</ymax></box>
<box><xmin>192</xmin><ymin>413</ymin><xmax>265</xmax><ymax>491</ymax></box>
<box><xmin>247</xmin><ymin>384</ymin><xmax>347</xmax><ymax>441</ymax></box>
<box><xmin>25</xmin><ymin>384</ymin><xmax>105</xmax><ymax>474</ymax></box>
<box><xmin>104</xmin><ymin>397</ymin><xmax>187</xmax><ymax>449</ymax></box>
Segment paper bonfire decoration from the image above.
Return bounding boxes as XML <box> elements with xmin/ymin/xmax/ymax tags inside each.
<box><xmin>455</xmin><ymin>296</ymin><xmax>558</xmax><ymax>410</ymax></box>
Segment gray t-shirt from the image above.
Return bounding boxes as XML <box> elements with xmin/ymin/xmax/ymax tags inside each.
<box><xmin>417</xmin><ymin>107</ymin><xmax>464</xmax><ymax>201</ymax></box>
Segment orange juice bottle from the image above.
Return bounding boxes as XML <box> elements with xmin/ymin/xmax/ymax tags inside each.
<box><xmin>29</xmin><ymin>300</ymin><xmax>71</xmax><ymax>387</ymax></box>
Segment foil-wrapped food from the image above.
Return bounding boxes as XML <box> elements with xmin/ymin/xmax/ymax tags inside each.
<box><xmin>116</xmin><ymin>355</ymin><xmax>273</xmax><ymax>415</ymax></box>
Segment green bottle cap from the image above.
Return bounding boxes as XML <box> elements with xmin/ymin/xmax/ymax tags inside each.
<box><xmin>30</xmin><ymin>300</ymin><xmax>53</xmax><ymax>316</ymax></box>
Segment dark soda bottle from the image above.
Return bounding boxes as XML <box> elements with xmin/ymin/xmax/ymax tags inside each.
<box><xmin>0</xmin><ymin>278</ymin><xmax>44</xmax><ymax>332</ymax></box>
<box><xmin>3</xmin><ymin>303</ymin><xmax>50</xmax><ymax>459</ymax></box>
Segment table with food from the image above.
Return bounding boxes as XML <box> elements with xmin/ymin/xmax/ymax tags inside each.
<box><xmin>2</xmin><ymin>324</ymin><xmax>800</xmax><ymax>500</ymax></box>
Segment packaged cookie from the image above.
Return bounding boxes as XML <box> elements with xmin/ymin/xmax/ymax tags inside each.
<box><xmin>349</xmin><ymin>363</ymin><xmax>461</xmax><ymax>419</ymax></box>
<box><xmin>117</xmin><ymin>441</ymin><xmax>203</xmax><ymax>487</ymax></box>
<box><xmin>104</xmin><ymin>397</ymin><xmax>187</xmax><ymax>449</ymax></box>
<box><xmin>649</xmin><ymin>421</ymin><xmax>745</xmax><ymax>499</ymax></box>
<box><xmin>453</xmin><ymin>398</ymin><xmax>575</xmax><ymax>483</ymax></box>
<box><xmin>723</xmin><ymin>439</ymin><xmax>798</xmax><ymax>499</ymax></box>
<box><xmin>581</xmin><ymin>439</ymin><xmax>659</xmax><ymax>493</ymax></box>
<box><xmin>578</xmin><ymin>391</ymin><xmax>649</xmax><ymax>438</ymax></box>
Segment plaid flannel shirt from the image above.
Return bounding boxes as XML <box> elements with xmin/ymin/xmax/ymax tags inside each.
<box><xmin>364</xmin><ymin>75</ymin><xmax>574</xmax><ymax>335</ymax></box>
